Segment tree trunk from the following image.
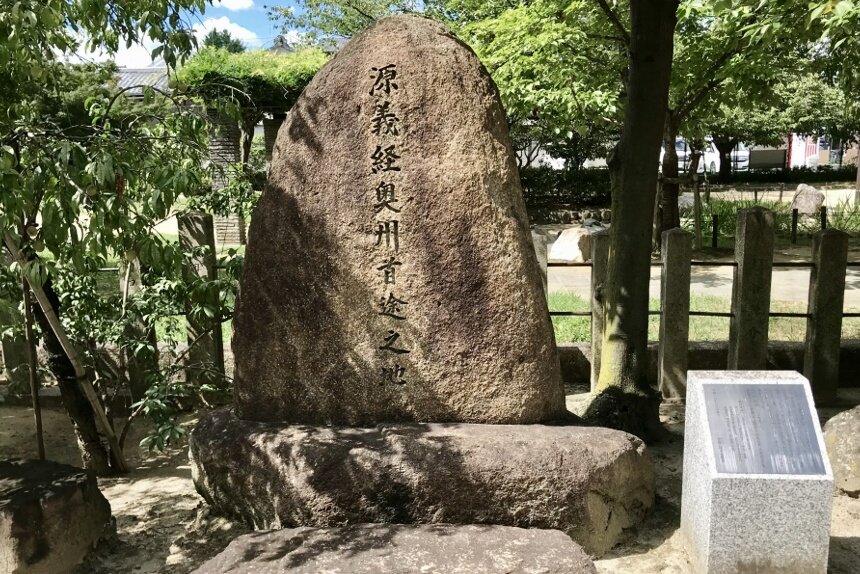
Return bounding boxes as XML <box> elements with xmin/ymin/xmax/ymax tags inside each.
<box><xmin>855</xmin><ymin>146</ymin><xmax>859</xmax><ymax>206</ymax></box>
<box><xmin>585</xmin><ymin>0</ymin><xmax>678</xmax><ymax>441</ymax></box>
<box><xmin>714</xmin><ymin>138</ymin><xmax>736</xmax><ymax>182</ymax></box>
<box><xmin>660</xmin><ymin>114</ymin><xmax>681</xmax><ymax>231</ymax></box>
<box><xmin>689</xmin><ymin>151</ymin><xmax>703</xmax><ymax>250</ymax></box>
<box><xmin>32</xmin><ymin>277</ymin><xmax>114</xmax><ymax>474</ymax></box>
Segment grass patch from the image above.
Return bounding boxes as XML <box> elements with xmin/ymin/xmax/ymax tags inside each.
<box><xmin>549</xmin><ymin>291</ymin><xmax>860</xmax><ymax>343</ymax></box>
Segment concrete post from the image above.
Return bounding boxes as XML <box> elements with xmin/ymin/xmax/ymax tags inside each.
<box><xmin>531</xmin><ymin>230</ymin><xmax>548</xmax><ymax>296</ymax></box>
<box><xmin>119</xmin><ymin>255</ymin><xmax>159</xmax><ymax>401</ymax></box>
<box><xmin>728</xmin><ymin>207</ymin><xmax>775</xmax><ymax>369</ymax></box>
<box><xmin>590</xmin><ymin>229</ymin><xmax>610</xmax><ymax>391</ymax></box>
<box><xmin>804</xmin><ymin>228</ymin><xmax>848</xmax><ymax>404</ymax></box>
<box><xmin>659</xmin><ymin>229</ymin><xmax>692</xmax><ymax>399</ymax></box>
<box><xmin>178</xmin><ymin>211</ymin><xmax>225</xmax><ymax>387</ymax></box>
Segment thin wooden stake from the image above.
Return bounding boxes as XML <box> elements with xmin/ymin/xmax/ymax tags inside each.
<box><xmin>22</xmin><ymin>279</ymin><xmax>44</xmax><ymax>460</ymax></box>
<box><xmin>4</xmin><ymin>233</ymin><xmax>128</xmax><ymax>472</ymax></box>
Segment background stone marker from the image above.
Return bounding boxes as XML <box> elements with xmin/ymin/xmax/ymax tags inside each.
<box><xmin>681</xmin><ymin>371</ymin><xmax>833</xmax><ymax>574</ymax></box>
<box><xmin>231</xmin><ymin>14</ymin><xmax>564</xmax><ymax>425</ymax></box>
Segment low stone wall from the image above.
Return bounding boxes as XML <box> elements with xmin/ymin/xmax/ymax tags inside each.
<box><xmin>559</xmin><ymin>341</ymin><xmax>860</xmax><ymax>389</ymax></box>
<box><xmin>528</xmin><ymin>207</ymin><xmax>611</xmax><ymax>225</ymax></box>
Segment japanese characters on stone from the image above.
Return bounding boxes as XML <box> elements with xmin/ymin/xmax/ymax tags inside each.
<box><xmin>370</xmin><ymin>63</ymin><xmax>409</xmax><ymax>385</ymax></box>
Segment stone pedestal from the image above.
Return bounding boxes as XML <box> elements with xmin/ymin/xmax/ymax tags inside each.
<box><xmin>191</xmin><ymin>409</ymin><xmax>654</xmax><ymax>557</ymax></box>
<box><xmin>681</xmin><ymin>371</ymin><xmax>833</xmax><ymax>574</ymax></box>
<box><xmin>193</xmin><ymin>524</ymin><xmax>596</xmax><ymax>574</ymax></box>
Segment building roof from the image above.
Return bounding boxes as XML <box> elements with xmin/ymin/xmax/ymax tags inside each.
<box><xmin>115</xmin><ymin>68</ymin><xmax>170</xmax><ymax>97</ymax></box>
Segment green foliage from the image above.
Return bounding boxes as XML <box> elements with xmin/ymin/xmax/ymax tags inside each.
<box><xmin>520</xmin><ymin>167</ymin><xmax>612</xmax><ymax>208</ymax></box>
<box><xmin>825</xmin><ymin>197</ymin><xmax>860</xmax><ymax>236</ymax></box>
<box><xmin>726</xmin><ymin>166</ymin><xmax>857</xmax><ymax>184</ymax></box>
<box><xmin>202</xmin><ymin>29</ymin><xmax>246</xmax><ymax>53</ymax></box>
<box><xmin>174</xmin><ymin>47</ymin><xmax>329</xmax><ymax>110</ymax></box>
<box><xmin>687</xmin><ymin>198</ymin><xmax>793</xmax><ymax>239</ymax></box>
<box><xmin>268</xmin><ymin>0</ymin><xmax>423</xmax><ymax>47</ymax></box>
<box><xmin>0</xmin><ymin>1</ymin><xmax>256</xmax><ymax>455</ymax></box>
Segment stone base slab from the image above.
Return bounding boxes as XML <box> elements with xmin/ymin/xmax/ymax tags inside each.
<box><xmin>189</xmin><ymin>409</ymin><xmax>655</xmax><ymax>556</ymax></box>
<box><xmin>192</xmin><ymin>524</ymin><xmax>596</xmax><ymax>574</ymax></box>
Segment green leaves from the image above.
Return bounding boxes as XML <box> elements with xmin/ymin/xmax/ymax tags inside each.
<box><xmin>174</xmin><ymin>47</ymin><xmax>329</xmax><ymax>110</ymax></box>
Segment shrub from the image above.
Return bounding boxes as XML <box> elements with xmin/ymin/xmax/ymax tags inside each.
<box><xmin>174</xmin><ymin>47</ymin><xmax>329</xmax><ymax>109</ymax></box>
<box><xmin>724</xmin><ymin>165</ymin><xmax>856</xmax><ymax>184</ymax></box>
<box><xmin>684</xmin><ymin>198</ymin><xmax>793</xmax><ymax>239</ymax></box>
<box><xmin>520</xmin><ymin>167</ymin><xmax>611</xmax><ymax>208</ymax></box>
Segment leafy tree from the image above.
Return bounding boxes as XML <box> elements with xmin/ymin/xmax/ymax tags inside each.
<box><xmin>657</xmin><ymin>1</ymin><xmax>817</xmax><ymax>231</ymax></box>
<box><xmin>264</xmin><ymin>0</ymin><xmax>859</xmax><ymax>438</ymax></box>
<box><xmin>175</xmin><ymin>46</ymin><xmax>328</xmax><ymax>163</ymax></box>
<box><xmin>269</xmin><ymin>0</ymin><xmax>423</xmax><ymax>48</ymax></box>
<box><xmin>0</xmin><ymin>0</ymin><xmax>232</xmax><ymax>475</ymax></box>
<box><xmin>202</xmin><ymin>29</ymin><xmax>246</xmax><ymax>53</ymax></box>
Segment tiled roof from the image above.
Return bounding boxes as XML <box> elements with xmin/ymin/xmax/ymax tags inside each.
<box><xmin>115</xmin><ymin>68</ymin><xmax>170</xmax><ymax>97</ymax></box>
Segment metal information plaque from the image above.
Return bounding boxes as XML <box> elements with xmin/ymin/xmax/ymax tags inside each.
<box><xmin>703</xmin><ymin>383</ymin><xmax>826</xmax><ymax>475</ymax></box>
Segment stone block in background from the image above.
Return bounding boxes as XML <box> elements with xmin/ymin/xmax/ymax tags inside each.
<box><xmin>823</xmin><ymin>404</ymin><xmax>860</xmax><ymax>497</ymax></box>
<box><xmin>0</xmin><ymin>459</ymin><xmax>112</xmax><ymax>574</ymax></box>
<box><xmin>681</xmin><ymin>371</ymin><xmax>832</xmax><ymax>574</ymax></box>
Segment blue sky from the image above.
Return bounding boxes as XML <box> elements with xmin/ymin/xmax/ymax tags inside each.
<box><xmin>99</xmin><ymin>0</ymin><xmax>301</xmax><ymax>68</ymax></box>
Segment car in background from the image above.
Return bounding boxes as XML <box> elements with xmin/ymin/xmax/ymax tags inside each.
<box><xmin>703</xmin><ymin>140</ymin><xmax>749</xmax><ymax>173</ymax></box>
<box><xmin>661</xmin><ymin>139</ymin><xmax>750</xmax><ymax>174</ymax></box>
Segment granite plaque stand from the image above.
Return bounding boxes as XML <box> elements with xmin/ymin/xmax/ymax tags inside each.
<box><xmin>681</xmin><ymin>371</ymin><xmax>833</xmax><ymax>574</ymax></box>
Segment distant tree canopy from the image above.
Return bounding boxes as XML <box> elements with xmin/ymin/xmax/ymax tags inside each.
<box><xmin>202</xmin><ymin>29</ymin><xmax>246</xmax><ymax>53</ymax></box>
<box><xmin>174</xmin><ymin>47</ymin><xmax>329</xmax><ymax>110</ymax></box>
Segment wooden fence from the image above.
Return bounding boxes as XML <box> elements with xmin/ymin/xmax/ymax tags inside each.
<box><xmin>533</xmin><ymin>206</ymin><xmax>856</xmax><ymax>404</ymax></box>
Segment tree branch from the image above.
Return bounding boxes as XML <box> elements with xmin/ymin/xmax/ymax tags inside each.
<box><xmin>594</xmin><ymin>0</ymin><xmax>630</xmax><ymax>46</ymax></box>
<box><xmin>676</xmin><ymin>48</ymin><xmax>739</xmax><ymax>119</ymax></box>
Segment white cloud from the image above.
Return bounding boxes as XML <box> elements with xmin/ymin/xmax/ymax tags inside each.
<box><xmin>66</xmin><ymin>34</ymin><xmax>162</xmax><ymax>69</ymax></box>
<box><xmin>63</xmin><ymin>16</ymin><xmax>261</xmax><ymax>69</ymax></box>
<box><xmin>211</xmin><ymin>0</ymin><xmax>255</xmax><ymax>11</ymax></box>
<box><xmin>193</xmin><ymin>17</ymin><xmax>261</xmax><ymax>48</ymax></box>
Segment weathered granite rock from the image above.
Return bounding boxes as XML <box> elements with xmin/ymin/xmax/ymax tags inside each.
<box><xmin>190</xmin><ymin>409</ymin><xmax>654</xmax><ymax>556</ymax></box>
<box><xmin>824</xmin><ymin>405</ymin><xmax>860</xmax><ymax>497</ymax></box>
<box><xmin>1</xmin><ymin>459</ymin><xmax>112</xmax><ymax>574</ymax></box>
<box><xmin>233</xmin><ymin>14</ymin><xmax>563</xmax><ymax>425</ymax></box>
<box><xmin>548</xmin><ymin>225</ymin><xmax>605</xmax><ymax>263</ymax></box>
<box><xmin>192</xmin><ymin>524</ymin><xmax>596</xmax><ymax>574</ymax></box>
<box><xmin>791</xmin><ymin>183</ymin><xmax>825</xmax><ymax>216</ymax></box>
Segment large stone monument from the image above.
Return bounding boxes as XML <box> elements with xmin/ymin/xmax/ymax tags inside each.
<box><xmin>191</xmin><ymin>15</ymin><xmax>653</xmax><ymax>561</ymax></box>
<box><xmin>681</xmin><ymin>371</ymin><xmax>833</xmax><ymax>573</ymax></box>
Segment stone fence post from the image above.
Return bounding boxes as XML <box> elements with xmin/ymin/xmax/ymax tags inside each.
<box><xmin>658</xmin><ymin>228</ymin><xmax>691</xmax><ymax>399</ymax></box>
<box><xmin>804</xmin><ymin>228</ymin><xmax>848</xmax><ymax>404</ymax></box>
<box><xmin>178</xmin><ymin>211</ymin><xmax>225</xmax><ymax>387</ymax></box>
<box><xmin>590</xmin><ymin>229</ymin><xmax>610</xmax><ymax>391</ymax></box>
<box><xmin>728</xmin><ymin>206</ymin><xmax>774</xmax><ymax>369</ymax></box>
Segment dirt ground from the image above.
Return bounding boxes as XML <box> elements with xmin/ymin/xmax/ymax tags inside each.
<box><xmin>1</xmin><ymin>395</ymin><xmax>858</xmax><ymax>573</ymax></box>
